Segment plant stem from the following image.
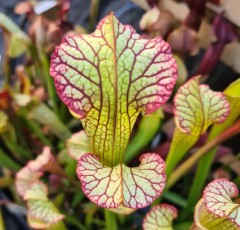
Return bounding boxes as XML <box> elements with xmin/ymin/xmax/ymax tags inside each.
<box><xmin>29</xmin><ymin>43</ymin><xmax>60</xmax><ymax>117</ymax></box>
<box><xmin>23</xmin><ymin>118</ymin><xmax>53</xmax><ymax>147</ymax></box>
<box><xmin>162</xmin><ymin>191</ymin><xmax>187</xmax><ymax>207</ymax></box>
<box><xmin>167</xmin><ymin>118</ymin><xmax>240</xmax><ymax>189</ymax></box>
<box><xmin>104</xmin><ymin>209</ymin><xmax>118</xmax><ymax>230</ymax></box>
<box><xmin>1</xmin><ymin>134</ymin><xmax>32</xmax><ymax>160</ymax></box>
<box><xmin>39</xmin><ymin>52</ymin><xmax>60</xmax><ymax>117</ymax></box>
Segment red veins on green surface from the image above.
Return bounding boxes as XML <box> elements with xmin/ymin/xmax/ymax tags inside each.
<box><xmin>203</xmin><ymin>178</ymin><xmax>240</xmax><ymax>227</ymax></box>
<box><xmin>50</xmin><ymin>13</ymin><xmax>177</xmax><ymax>209</ymax></box>
<box><xmin>193</xmin><ymin>179</ymin><xmax>240</xmax><ymax>229</ymax></box>
<box><xmin>77</xmin><ymin>153</ymin><xmax>166</xmax><ymax>209</ymax></box>
<box><xmin>50</xmin><ymin>13</ymin><xmax>177</xmax><ymax>166</ymax></box>
<box><xmin>143</xmin><ymin>203</ymin><xmax>178</xmax><ymax>229</ymax></box>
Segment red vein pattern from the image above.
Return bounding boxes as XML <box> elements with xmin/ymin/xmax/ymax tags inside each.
<box><xmin>143</xmin><ymin>204</ymin><xmax>178</xmax><ymax>230</ymax></box>
<box><xmin>27</xmin><ymin>147</ymin><xmax>54</xmax><ymax>172</ymax></box>
<box><xmin>50</xmin><ymin>13</ymin><xmax>177</xmax><ymax>166</ymax></box>
<box><xmin>193</xmin><ymin>198</ymin><xmax>238</xmax><ymax>230</ymax></box>
<box><xmin>76</xmin><ymin>153</ymin><xmax>166</xmax><ymax>208</ymax></box>
<box><xmin>15</xmin><ymin>166</ymin><xmax>42</xmax><ymax>197</ymax></box>
<box><xmin>173</xmin><ymin>76</ymin><xmax>230</xmax><ymax>135</ymax></box>
<box><xmin>203</xmin><ymin>178</ymin><xmax>240</xmax><ymax>228</ymax></box>
<box><xmin>15</xmin><ymin>147</ymin><xmax>54</xmax><ymax>197</ymax></box>
<box><xmin>25</xmin><ymin>181</ymin><xmax>65</xmax><ymax>228</ymax></box>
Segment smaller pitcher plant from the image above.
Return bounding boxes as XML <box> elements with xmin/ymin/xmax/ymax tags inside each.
<box><xmin>192</xmin><ymin>178</ymin><xmax>240</xmax><ymax>229</ymax></box>
<box><xmin>15</xmin><ymin>147</ymin><xmax>66</xmax><ymax>229</ymax></box>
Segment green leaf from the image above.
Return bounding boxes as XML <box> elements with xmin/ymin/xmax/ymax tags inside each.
<box><xmin>165</xmin><ymin>76</ymin><xmax>230</xmax><ymax>176</ymax></box>
<box><xmin>29</xmin><ymin>103</ymin><xmax>71</xmax><ymax>140</ymax></box>
<box><xmin>0</xmin><ymin>147</ymin><xmax>21</xmax><ymax>171</ymax></box>
<box><xmin>124</xmin><ymin>109</ymin><xmax>163</xmax><ymax>164</ymax></box>
<box><xmin>0</xmin><ymin>113</ymin><xmax>27</xmax><ymax>161</ymax></box>
<box><xmin>0</xmin><ymin>12</ymin><xmax>29</xmax><ymax>57</ymax></box>
<box><xmin>50</xmin><ymin>13</ymin><xmax>177</xmax><ymax>166</ymax></box>
<box><xmin>70</xmin><ymin>192</ymin><xmax>85</xmax><ymax>208</ymax></box>
<box><xmin>23</xmin><ymin>118</ymin><xmax>53</xmax><ymax>147</ymax></box>
<box><xmin>143</xmin><ymin>204</ymin><xmax>178</xmax><ymax>230</ymax></box>
<box><xmin>1</xmin><ymin>132</ymin><xmax>32</xmax><ymax>159</ymax></box>
<box><xmin>165</xmin><ymin>128</ymin><xmax>199</xmax><ymax>176</ymax></box>
<box><xmin>182</xmin><ymin>78</ymin><xmax>240</xmax><ymax>219</ymax></box>
<box><xmin>64</xmin><ymin>158</ymin><xmax>78</xmax><ymax>176</ymax></box>
<box><xmin>162</xmin><ymin>191</ymin><xmax>187</xmax><ymax>208</ymax></box>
